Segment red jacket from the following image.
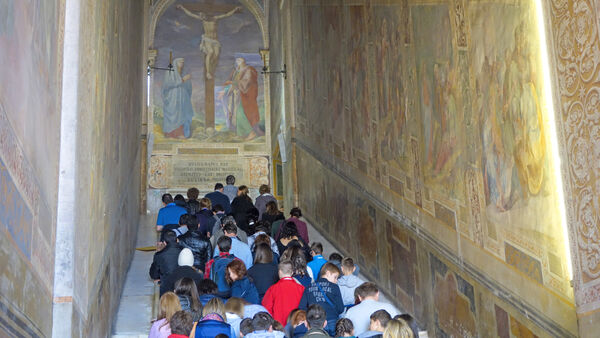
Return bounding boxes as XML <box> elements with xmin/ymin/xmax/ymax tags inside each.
<box><xmin>261</xmin><ymin>276</ymin><xmax>305</xmax><ymax>325</ymax></box>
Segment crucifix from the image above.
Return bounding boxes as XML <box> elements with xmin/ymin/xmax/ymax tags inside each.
<box><xmin>177</xmin><ymin>1</ymin><xmax>242</xmax><ymax>130</ymax></box>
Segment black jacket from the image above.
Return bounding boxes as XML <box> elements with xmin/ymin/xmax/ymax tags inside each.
<box><xmin>149</xmin><ymin>244</ymin><xmax>181</xmax><ymax>282</ymax></box>
<box><xmin>231</xmin><ymin>196</ymin><xmax>255</xmax><ymax>233</ymax></box>
<box><xmin>179</xmin><ymin>231</ymin><xmax>213</xmax><ymax>272</ymax></box>
<box><xmin>247</xmin><ymin>262</ymin><xmax>279</xmax><ymax>300</ymax></box>
<box><xmin>159</xmin><ymin>265</ymin><xmax>204</xmax><ymax>296</ymax></box>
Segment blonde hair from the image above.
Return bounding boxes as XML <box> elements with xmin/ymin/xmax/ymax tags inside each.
<box><xmin>202</xmin><ymin>297</ymin><xmax>226</xmax><ymax>319</ymax></box>
<box><xmin>383</xmin><ymin>319</ymin><xmax>414</xmax><ymax>338</ymax></box>
<box><xmin>157</xmin><ymin>292</ymin><xmax>182</xmax><ymax>328</ymax></box>
<box><xmin>225</xmin><ymin>297</ymin><xmax>246</xmax><ymax>317</ymax></box>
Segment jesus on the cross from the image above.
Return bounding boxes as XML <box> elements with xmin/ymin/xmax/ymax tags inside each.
<box><xmin>177</xmin><ymin>4</ymin><xmax>241</xmax><ymax>79</ymax></box>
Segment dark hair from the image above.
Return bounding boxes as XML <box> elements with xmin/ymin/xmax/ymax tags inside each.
<box><xmin>226</xmin><ymin>175</ymin><xmax>236</xmax><ymax>185</ymax></box>
<box><xmin>213</xmin><ymin>204</ymin><xmax>224</xmax><ymax>212</ymax></box>
<box><xmin>169</xmin><ymin>311</ymin><xmax>193</xmax><ymax>335</ymax></box>
<box><xmin>179</xmin><ymin>213</ymin><xmax>190</xmax><ymax>226</ymax></box>
<box><xmin>217</xmin><ymin>236</ymin><xmax>232</xmax><ymax>252</ymax></box>
<box><xmin>215</xmin><ymin>334</ymin><xmax>228</xmax><ymax>338</ymax></box>
<box><xmin>254</xmin><ymin>220</ymin><xmax>271</xmax><ymax>233</ymax></box>
<box><xmin>215</xmin><ymin>183</ymin><xmax>224</xmax><ymax>190</ymax></box>
<box><xmin>174</xmin><ymin>194</ymin><xmax>186</xmax><ymax>202</ymax></box>
<box><xmin>185</xmin><ymin>214</ymin><xmax>199</xmax><ymax>231</ymax></box>
<box><xmin>370</xmin><ymin>310</ymin><xmax>392</xmax><ymax>328</ymax></box>
<box><xmin>310</xmin><ymin>242</ymin><xmax>323</xmax><ymax>255</ymax></box>
<box><xmin>265</xmin><ymin>201</ymin><xmax>279</xmax><ymax>215</ymax></box>
<box><xmin>306</xmin><ymin>304</ymin><xmax>327</xmax><ymax>329</ymax></box>
<box><xmin>396</xmin><ymin>313</ymin><xmax>417</xmax><ymax>336</ymax></box>
<box><xmin>319</xmin><ymin>262</ymin><xmax>341</xmax><ymax>278</ymax></box>
<box><xmin>226</xmin><ymin>259</ymin><xmax>248</xmax><ymax>284</ymax></box>
<box><xmin>290</xmin><ymin>207</ymin><xmax>302</xmax><ymax>218</ymax></box>
<box><xmin>254</xmin><ymin>234</ymin><xmax>271</xmax><ymax>248</ymax></box>
<box><xmin>252</xmin><ymin>312</ymin><xmax>273</xmax><ymax>331</ymax></box>
<box><xmin>197</xmin><ymin>279</ymin><xmax>219</xmax><ymax>295</ymax></box>
<box><xmin>280</xmin><ymin>221</ymin><xmax>299</xmax><ymax>239</ymax></box>
<box><xmin>240</xmin><ymin>318</ymin><xmax>254</xmax><ymax>335</ymax></box>
<box><xmin>329</xmin><ymin>253</ymin><xmax>343</xmax><ymax>262</ymax></box>
<box><xmin>187</xmin><ymin>187</ymin><xmax>199</xmax><ymax>200</ymax></box>
<box><xmin>174</xmin><ymin>278</ymin><xmax>201</xmax><ymax>313</ymax></box>
<box><xmin>162</xmin><ymin>193</ymin><xmax>174</xmax><ymax>204</ymax></box>
<box><xmin>355</xmin><ymin>282</ymin><xmax>379</xmax><ymax>302</ymax></box>
<box><xmin>223</xmin><ymin>222</ymin><xmax>238</xmax><ymax>235</ymax></box>
<box><xmin>238</xmin><ymin>185</ymin><xmax>249</xmax><ymax>195</ymax></box>
<box><xmin>335</xmin><ymin>318</ymin><xmax>354</xmax><ymax>337</ymax></box>
<box><xmin>163</xmin><ymin>230</ymin><xmax>178</xmax><ymax>245</ymax></box>
<box><xmin>259</xmin><ymin>184</ymin><xmax>270</xmax><ymax>194</ymax></box>
<box><xmin>254</xmin><ymin>243</ymin><xmax>274</xmax><ymax>264</ymax></box>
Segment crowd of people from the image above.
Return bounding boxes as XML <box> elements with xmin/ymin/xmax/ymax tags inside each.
<box><xmin>149</xmin><ymin>175</ymin><xmax>419</xmax><ymax>338</ymax></box>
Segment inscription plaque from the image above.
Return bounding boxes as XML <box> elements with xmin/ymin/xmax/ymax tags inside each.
<box><xmin>173</xmin><ymin>159</ymin><xmax>245</xmax><ymax>188</ymax></box>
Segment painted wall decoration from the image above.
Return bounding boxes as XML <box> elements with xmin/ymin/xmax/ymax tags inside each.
<box><xmin>287</xmin><ymin>0</ymin><xmax>577</xmax><ymax>335</ymax></box>
<box><xmin>152</xmin><ymin>0</ymin><xmax>266</xmax><ymax>144</ymax></box>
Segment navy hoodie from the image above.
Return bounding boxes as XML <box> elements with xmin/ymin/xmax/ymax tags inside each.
<box><xmin>298</xmin><ymin>278</ymin><xmax>344</xmax><ymax>322</ymax></box>
<box><xmin>231</xmin><ymin>276</ymin><xmax>260</xmax><ymax>304</ymax></box>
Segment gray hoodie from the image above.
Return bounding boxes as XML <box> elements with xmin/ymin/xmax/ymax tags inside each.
<box><xmin>337</xmin><ymin>274</ymin><xmax>364</xmax><ymax>305</ymax></box>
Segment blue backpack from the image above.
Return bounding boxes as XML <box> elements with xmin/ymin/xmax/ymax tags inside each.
<box><xmin>210</xmin><ymin>253</ymin><xmax>236</xmax><ymax>292</ymax></box>
<box><xmin>194</xmin><ymin>318</ymin><xmax>232</xmax><ymax>337</ymax></box>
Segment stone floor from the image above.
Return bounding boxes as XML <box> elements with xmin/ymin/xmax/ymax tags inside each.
<box><xmin>111</xmin><ymin>214</ymin><xmax>399</xmax><ymax>336</ymax></box>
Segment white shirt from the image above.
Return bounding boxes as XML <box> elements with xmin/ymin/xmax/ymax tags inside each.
<box><xmin>344</xmin><ymin>299</ymin><xmax>399</xmax><ymax>335</ymax></box>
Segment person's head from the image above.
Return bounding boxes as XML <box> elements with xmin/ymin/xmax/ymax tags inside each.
<box><xmin>213</xmin><ymin>204</ymin><xmax>224</xmax><ymax>214</ymax></box>
<box><xmin>306</xmin><ymin>304</ymin><xmax>327</xmax><ymax>330</ymax></box>
<box><xmin>226</xmin><ymin>175</ymin><xmax>236</xmax><ymax>185</ymax></box>
<box><xmin>235</xmin><ymin>57</ymin><xmax>246</xmax><ymax>68</ymax></box>
<box><xmin>335</xmin><ymin>318</ymin><xmax>355</xmax><ymax>337</ymax></box>
<box><xmin>290</xmin><ymin>207</ymin><xmax>302</xmax><ymax>218</ymax></box>
<box><xmin>254</xmin><ymin>233</ymin><xmax>272</xmax><ymax>247</ymax></box>
<box><xmin>174</xmin><ymin>277</ymin><xmax>200</xmax><ymax>312</ymax></box>
<box><xmin>157</xmin><ymin>292</ymin><xmax>181</xmax><ymax>322</ymax></box>
<box><xmin>163</xmin><ymin>230</ymin><xmax>178</xmax><ymax>245</ymax></box>
<box><xmin>288</xmin><ymin>309</ymin><xmax>307</xmax><ymax>328</ymax></box>
<box><xmin>310</xmin><ymin>242</ymin><xmax>323</xmax><ymax>256</ymax></box>
<box><xmin>254</xmin><ymin>243</ymin><xmax>274</xmax><ymax>264</ymax></box>
<box><xmin>202</xmin><ymin>297</ymin><xmax>226</xmax><ymax>319</ymax></box>
<box><xmin>252</xmin><ymin>312</ymin><xmax>273</xmax><ymax>331</ymax></box>
<box><xmin>179</xmin><ymin>213</ymin><xmax>190</xmax><ymax>226</ymax></box>
<box><xmin>197</xmin><ymin>279</ymin><xmax>219</xmax><ymax>296</ymax></box>
<box><xmin>240</xmin><ymin>318</ymin><xmax>254</xmax><ymax>336</ymax></box>
<box><xmin>280</xmin><ymin>221</ymin><xmax>299</xmax><ymax>239</ymax></box>
<box><xmin>223</xmin><ymin>222</ymin><xmax>238</xmax><ymax>237</ymax></box>
<box><xmin>259</xmin><ymin>184</ymin><xmax>270</xmax><ymax>195</ymax></box>
<box><xmin>329</xmin><ymin>252</ymin><xmax>343</xmax><ymax>263</ymax></box>
<box><xmin>175</xmin><ymin>58</ymin><xmax>185</xmax><ymax>73</ymax></box>
<box><xmin>341</xmin><ymin>257</ymin><xmax>356</xmax><ymax>276</ymax></box>
<box><xmin>265</xmin><ymin>201</ymin><xmax>279</xmax><ymax>215</ymax></box>
<box><xmin>169</xmin><ymin>310</ymin><xmax>193</xmax><ymax>336</ymax></box>
<box><xmin>355</xmin><ymin>282</ymin><xmax>380</xmax><ymax>303</ymax></box>
<box><xmin>178</xmin><ymin>248</ymin><xmax>194</xmax><ymax>267</ymax></box>
<box><xmin>272</xmin><ymin>320</ymin><xmax>284</xmax><ymax>332</ymax></box>
<box><xmin>254</xmin><ymin>220</ymin><xmax>271</xmax><ymax>234</ymax></box>
<box><xmin>319</xmin><ymin>262</ymin><xmax>341</xmax><ymax>284</ymax></box>
<box><xmin>214</xmin><ymin>183</ymin><xmax>224</xmax><ymax>191</ymax></box>
<box><xmin>185</xmin><ymin>214</ymin><xmax>199</xmax><ymax>231</ymax></box>
<box><xmin>187</xmin><ymin>187</ymin><xmax>199</xmax><ymax>200</ymax></box>
<box><xmin>225</xmin><ymin>297</ymin><xmax>245</xmax><ymax>318</ymax></box>
<box><xmin>217</xmin><ymin>236</ymin><xmax>232</xmax><ymax>253</ymax></box>
<box><xmin>281</xmin><ymin>246</ymin><xmax>308</xmax><ymax>276</ymax></box>
<box><xmin>238</xmin><ymin>185</ymin><xmax>249</xmax><ymax>197</ymax></box>
<box><xmin>221</xmin><ymin>215</ymin><xmax>237</xmax><ymax>229</ymax></box>
<box><xmin>162</xmin><ymin>193</ymin><xmax>174</xmax><ymax>205</ymax></box>
<box><xmin>174</xmin><ymin>194</ymin><xmax>186</xmax><ymax>203</ymax></box>
<box><xmin>370</xmin><ymin>310</ymin><xmax>392</xmax><ymax>332</ymax></box>
<box><xmin>200</xmin><ymin>197</ymin><xmax>212</xmax><ymax>210</ymax></box>
<box><xmin>226</xmin><ymin>259</ymin><xmax>247</xmax><ymax>284</ymax></box>
<box><xmin>278</xmin><ymin>260</ymin><xmax>293</xmax><ymax>278</ymax></box>
<box><xmin>384</xmin><ymin>318</ymin><xmax>414</xmax><ymax>338</ymax></box>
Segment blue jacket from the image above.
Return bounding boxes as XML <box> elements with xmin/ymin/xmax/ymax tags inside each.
<box><xmin>205</xmin><ymin>191</ymin><xmax>232</xmax><ymax>214</ymax></box>
<box><xmin>231</xmin><ymin>276</ymin><xmax>260</xmax><ymax>304</ymax></box>
<box><xmin>307</xmin><ymin>255</ymin><xmax>327</xmax><ymax>278</ymax></box>
<box><xmin>298</xmin><ymin>278</ymin><xmax>344</xmax><ymax>322</ymax></box>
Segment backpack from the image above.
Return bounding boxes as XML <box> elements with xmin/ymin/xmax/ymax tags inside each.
<box><xmin>193</xmin><ymin>319</ymin><xmax>232</xmax><ymax>337</ymax></box>
<box><xmin>210</xmin><ymin>254</ymin><xmax>236</xmax><ymax>292</ymax></box>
